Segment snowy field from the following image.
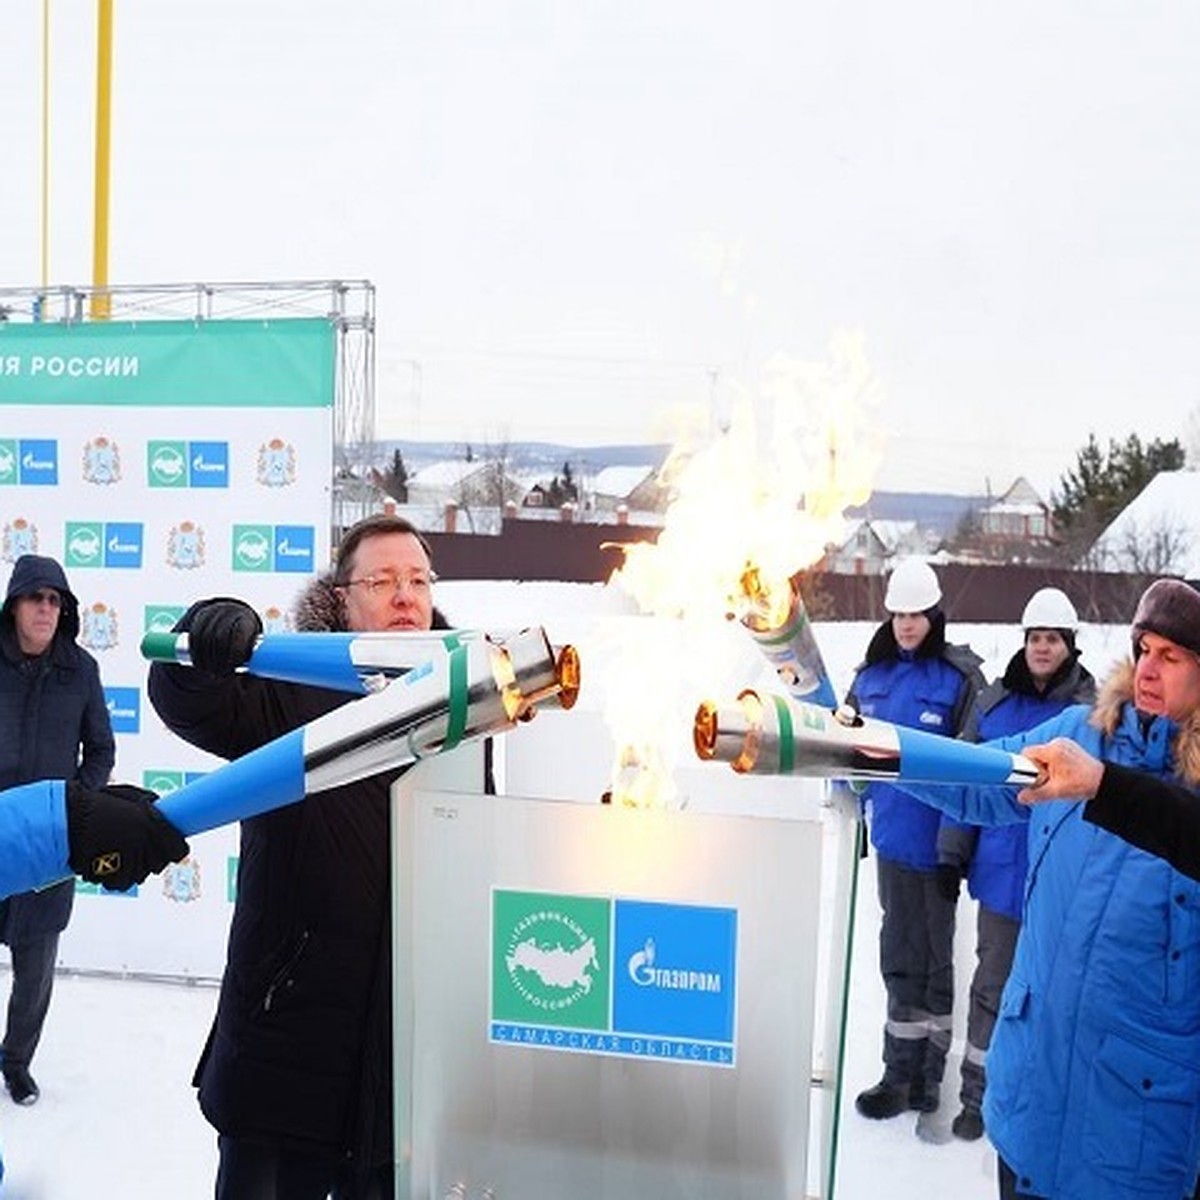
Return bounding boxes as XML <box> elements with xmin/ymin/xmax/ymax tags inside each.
<box><xmin>0</xmin><ymin>595</ymin><xmax>1136</xmax><ymax>1197</ymax></box>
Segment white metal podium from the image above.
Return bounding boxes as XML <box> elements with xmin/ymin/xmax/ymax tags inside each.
<box><xmin>391</xmin><ymin>725</ymin><xmax>861</xmax><ymax>1200</ymax></box>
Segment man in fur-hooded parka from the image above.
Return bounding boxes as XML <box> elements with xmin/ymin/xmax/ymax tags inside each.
<box><xmin>897</xmin><ymin>579</ymin><xmax>1200</xmax><ymax>1199</ymax></box>
<box><xmin>148</xmin><ymin>518</ymin><xmax>455</xmax><ymax>1197</ymax></box>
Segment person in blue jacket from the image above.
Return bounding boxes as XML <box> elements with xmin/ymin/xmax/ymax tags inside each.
<box><xmin>0</xmin><ymin>775</ymin><xmax>189</xmax><ymax>1182</ymax></box>
<box><xmin>935</xmin><ymin>587</ymin><xmax>1095</xmax><ymax>1142</ymax></box>
<box><xmin>846</xmin><ymin>558</ymin><xmax>985</xmax><ymax>1122</ymax></box>
<box><xmin>898</xmin><ymin>577</ymin><xmax>1200</xmax><ymax>1200</ymax></box>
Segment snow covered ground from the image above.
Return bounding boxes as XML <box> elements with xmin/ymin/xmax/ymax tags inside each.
<box><xmin>0</xmin><ymin>601</ymin><xmax>1133</xmax><ymax>1197</ymax></box>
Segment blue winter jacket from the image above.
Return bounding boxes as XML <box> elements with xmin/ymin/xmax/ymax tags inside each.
<box><xmin>847</xmin><ymin>635</ymin><xmax>983</xmax><ymax>870</ymax></box>
<box><xmin>0</xmin><ymin>780</ymin><xmax>71</xmax><ymax>900</ymax></box>
<box><xmin>938</xmin><ymin>654</ymin><xmax>1095</xmax><ymax>919</ymax></box>
<box><xmin>904</xmin><ymin>683</ymin><xmax>1200</xmax><ymax>1199</ymax></box>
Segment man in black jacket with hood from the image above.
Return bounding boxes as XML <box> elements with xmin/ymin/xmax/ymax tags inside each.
<box><xmin>149</xmin><ymin>515</ymin><xmax>454</xmax><ymax>1200</ymax></box>
<box><xmin>0</xmin><ymin>553</ymin><xmax>115</xmax><ymax>1107</ymax></box>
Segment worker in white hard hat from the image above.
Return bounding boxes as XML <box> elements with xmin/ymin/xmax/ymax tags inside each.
<box><xmin>935</xmin><ymin>586</ymin><xmax>1095</xmax><ymax>1142</ymax></box>
<box><xmin>846</xmin><ymin>558</ymin><xmax>986</xmax><ymax>1126</ymax></box>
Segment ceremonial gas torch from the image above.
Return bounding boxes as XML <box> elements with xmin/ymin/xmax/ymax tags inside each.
<box><xmin>146</xmin><ymin>628</ymin><xmax>580</xmax><ymax>836</ymax></box>
<box><xmin>737</xmin><ymin>567</ymin><xmax>838</xmax><ymax>710</ymax></box>
<box><xmin>141</xmin><ymin>628</ymin><xmax>516</xmax><ymax>695</ymax></box>
<box><xmin>693</xmin><ymin>689</ymin><xmax>1038</xmax><ymax>786</ymax></box>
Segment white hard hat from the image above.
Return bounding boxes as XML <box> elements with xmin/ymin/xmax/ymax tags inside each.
<box><xmin>1021</xmin><ymin>586</ymin><xmax>1079</xmax><ymax>632</ymax></box>
<box><xmin>884</xmin><ymin>559</ymin><xmax>942</xmax><ymax>614</ymax></box>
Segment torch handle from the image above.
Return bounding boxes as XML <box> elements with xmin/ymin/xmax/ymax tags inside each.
<box><xmin>140</xmin><ymin>629</ymin><xmax>524</xmax><ymax>696</ymax></box>
<box><xmin>155</xmin><ymin>730</ymin><xmax>306</xmax><ymax>837</ymax></box>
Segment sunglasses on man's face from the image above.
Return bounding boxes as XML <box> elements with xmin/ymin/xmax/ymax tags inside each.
<box><xmin>23</xmin><ymin>590</ymin><xmax>62</xmax><ymax>608</ymax></box>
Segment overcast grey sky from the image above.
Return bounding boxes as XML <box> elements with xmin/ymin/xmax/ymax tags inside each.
<box><xmin>4</xmin><ymin>1</ymin><xmax>1199</xmax><ymax>496</ymax></box>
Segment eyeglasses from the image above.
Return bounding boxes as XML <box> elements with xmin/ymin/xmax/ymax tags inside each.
<box><xmin>23</xmin><ymin>589</ymin><xmax>62</xmax><ymax>608</ymax></box>
<box><xmin>340</xmin><ymin>572</ymin><xmax>436</xmax><ymax>598</ymax></box>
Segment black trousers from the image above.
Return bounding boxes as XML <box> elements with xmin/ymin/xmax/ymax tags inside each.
<box><xmin>215</xmin><ymin>1135</ymin><xmax>393</xmax><ymax>1200</ymax></box>
<box><xmin>876</xmin><ymin>858</ymin><xmax>956</xmax><ymax>1088</ymax></box>
<box><xmin>2</xmin><ymin>932</ymin><xmax>59</xmax><ymax>1072</ymax></box>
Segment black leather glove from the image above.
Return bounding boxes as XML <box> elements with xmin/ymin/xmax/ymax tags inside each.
<box><xmin>185</xmin><ymin>599</ymin><xmax>262</xmax><ymax>677</ymax></box>
<box><xmin>66</xmin><ymin>782</ymin><xmax>190</xmax><ymax>891</ymax></box>
<box><xmin>935</xmin><ymin>863</ymin><xmax>963</xmax><ymax>903</ymax></box>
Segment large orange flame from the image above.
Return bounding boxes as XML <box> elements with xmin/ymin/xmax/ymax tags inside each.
<box><xmin>602</xmin><ymin>332</ymin><xmax>885</xmax><ymax>807</ymax></box>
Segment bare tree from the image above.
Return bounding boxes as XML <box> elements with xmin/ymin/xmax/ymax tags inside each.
<box><xmin>1115</xmin><ymin>516</ymin><xmax>1191</xmax><ymax>577</ymax></box>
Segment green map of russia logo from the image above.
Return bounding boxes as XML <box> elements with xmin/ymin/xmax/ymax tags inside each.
<box><xmin>492</xmin><ymin>890</ymin><xmax>611</xmax><ymax>1031</ymax></box>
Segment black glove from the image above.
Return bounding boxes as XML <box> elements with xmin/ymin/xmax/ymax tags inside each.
<box><xmin>66</xmin><ymin>782</ymin><xmax>190</xmax><ymax>891</ymax></box>
<box><xmin>935</xmin><ymin>863</ymin><xmax>963</xmax><ymax>903</ymax></box>
<box><xmin>185</xmin><ymin>599</ymin><xmax>262</xmax><ymax>677</ymax></box>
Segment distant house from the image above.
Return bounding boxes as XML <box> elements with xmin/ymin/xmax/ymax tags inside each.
<box><xmin>979</xmin><ymin>477</ymin><xmax>1052</xmax><ymax>541</ymax></box>
<box><xmin>824</xmin><ymin>518</ymin><xmax>933</xmax><ymax>575</ymax></box>
<box><xmin>952</xmin><ymin>476</ymin><xmax>1057</xmax><ymax>564</ymax></box>
<box><xmin>1089</xmin><ymin>469</ymin><xmax>1200</xmax><ymax>577</ymax></box>
<box><xmin>406</xmin><ymin>459</ymin><xmax>525</xmax><ymax>509</ymax></box>
<box><xmin>591</xmin><ymin>465</ymin><xmax>667</xmax><ymax>517</ymax></box>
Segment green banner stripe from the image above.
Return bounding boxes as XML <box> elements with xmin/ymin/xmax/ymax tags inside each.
<box><xmin>773</xmin><ymin>695</ymin><xmax>795</xmax><ymax>774</ymax></box>
<box><xmin>443</xmin><ymin>646</ymin><xmax>469</xmax><ymax>750</ymax></box>
<box><xmin>0</xmin><ymin>318</ymin><xmax>334</xmax><ymax>408</ymax></box>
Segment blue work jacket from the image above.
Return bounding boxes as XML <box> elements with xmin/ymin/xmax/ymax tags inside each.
<box><xmin>906</xmin><ymin>699</ymin><xmax>1200</xmax><ymax>1199</ymax></box>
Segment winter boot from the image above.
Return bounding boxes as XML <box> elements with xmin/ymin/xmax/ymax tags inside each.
<box><xmin>855</xmin><ymin>1078</ymin><xmax>910</xmax><ymax>1119</ymax></box>
<box><xmin>3</xmin><ymin>1065</ymin><xmax>39</xmax><ymax>1106</ymax></box>
<box><xmin>907</xmin><ymin>1079</ymin><xmax>940</xmax><ymax>1113</ymax></box>
<box><xmin>951</xmin><ymin>1106</ymin><xmax>984</xmax><ymax>1141</ymax></box>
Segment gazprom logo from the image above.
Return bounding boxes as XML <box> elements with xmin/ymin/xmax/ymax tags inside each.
<box><xmin>104</xmin><ymin>686</ymin><xmax>141</xmax><ymax>734</ymax></box>
<box><xmin>0</xmin><ymin>438</ymin><xmax>58</xmax><ymax>486</ymax></box>
<box><xmin>233</xmin><ymin>524</ymin><xmax>315</xmax><ymax>574</ymax></box>
<box><xmin>148</xmin><ymin>440</ymin><xmax>229</xmax><ymax>488</ymax></box>
<box><xmin>65</xmin><ymin>521</ymin><xmax>143</xmax><ymax>569</ymax></box>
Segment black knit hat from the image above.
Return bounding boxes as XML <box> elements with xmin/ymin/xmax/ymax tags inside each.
<box><xmin>1131</xmin><ymin>579</ymin><xmax>1200</xmax><ymax>658</ymax></box>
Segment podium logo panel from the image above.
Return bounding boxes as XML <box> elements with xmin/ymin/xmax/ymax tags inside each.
<box><xmin>492</xmin><ymin>890</ymin><xmax>610</xmax><ymax>1032</ymax></box>
<box><xmin>490</xmin><ymin>888</ymin><xmax>738</xmax><ymax>1067</ymax></box>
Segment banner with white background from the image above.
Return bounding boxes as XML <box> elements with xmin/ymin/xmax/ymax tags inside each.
<box><xmin>0</xmin><ymin>317</ymin><xmax>334</xmax><ymax>979</ymax></box>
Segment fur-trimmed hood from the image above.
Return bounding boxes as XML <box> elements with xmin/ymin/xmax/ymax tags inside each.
<box><xmin>1090</xmin><ymin>658</ymin><xmax>1200</xmax><ymax>785</ymax></box>
<box><xmin>291</xmin><ymin>571</ymin><xmax>450</xmax><ymax>632</ymax></box>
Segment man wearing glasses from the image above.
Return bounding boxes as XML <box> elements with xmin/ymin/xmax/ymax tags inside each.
<box><xmin>149</xmin><ymin>515</ymin><xmax>451</xmax><ymax>1200</ymax></box>
<box><xmin>0</xmin><ymin>553</ymin><xmax>115</xmax><ymax>1107</ymax></box>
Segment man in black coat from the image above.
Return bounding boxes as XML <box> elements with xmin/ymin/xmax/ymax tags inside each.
<box><xmin>0</xmin><ymin>554</ymin><xmax>115</xmax><ymax>1107</ymax></box>
<box><xmin>149</xmin><ymin>515</ymin><xmax>455</xmax><ymax>1200</ymax></box>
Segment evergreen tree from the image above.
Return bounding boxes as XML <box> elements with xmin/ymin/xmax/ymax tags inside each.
<box><xmin>378</xmin><ymin>448</ymin><xmax>409</xmax><ymax>502</ymax></box>
<box><xmin>560</xmin><ymin>460</ymin><xmax>578</xmax><ymax>502</ymax></box>
<box><xmin>1051</xmin><ymin>432</ymin><xmax>1185</xmax><ymax>561</ymax></box>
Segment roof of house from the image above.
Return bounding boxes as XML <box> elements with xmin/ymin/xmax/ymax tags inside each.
<box><xmin>592</xmin><ymin>464</ymin><xmax>658</xmax><ymax>499</ymax></box>
<box><xmin>1090</xmin><ymin>469</ymin><xmax>1200</xmax><ymax>576</ymax></box>
<box><xmin>408</xmin><ymin>460</ymin><xmax>496</xmax><ymax>488</ymax></box>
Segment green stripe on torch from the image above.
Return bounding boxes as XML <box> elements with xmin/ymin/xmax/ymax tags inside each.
<box><xmin>443</xmin><ymin>644</ymin><xmax>469</xmax><ymax>750</ymax></box>
<box><xmin>773</xmin><ymin>695</ymin><xmax>795</xmax><ymax>774</ymax></box>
